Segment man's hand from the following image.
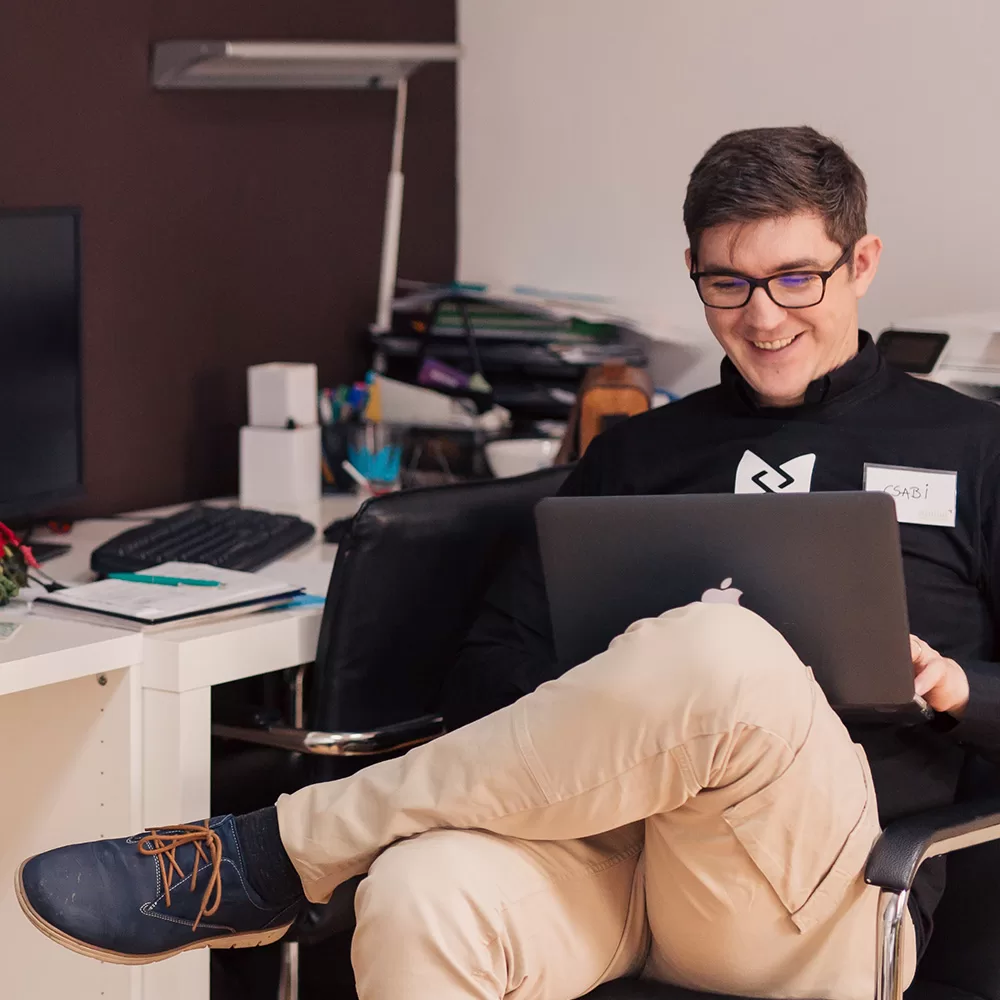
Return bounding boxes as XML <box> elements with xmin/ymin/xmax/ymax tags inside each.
<box><xmin>910</xmin><ymin>635</ymin><xmax>969</xmax><ymax>716</ymax></box>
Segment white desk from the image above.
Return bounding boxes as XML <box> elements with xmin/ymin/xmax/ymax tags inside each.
<box><xmin>0</xmin><ymin>495</ymin><xmax>359</xmax><ymax>1000</ymax></box>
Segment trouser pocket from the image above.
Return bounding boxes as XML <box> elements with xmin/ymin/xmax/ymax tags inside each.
<box><xmin>723</xmin><ymin>720</ymin><xmax>879</xmax><ymax>934</ymax></box>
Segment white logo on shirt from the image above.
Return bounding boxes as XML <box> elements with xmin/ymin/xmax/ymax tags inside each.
<box><xmin>735</xmin><ymin>450</ymin><xmax>816</xmax><ymax>494</ymax></box>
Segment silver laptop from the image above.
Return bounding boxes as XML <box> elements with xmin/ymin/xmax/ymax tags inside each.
<box><xmin>535</xmin><ymin>492</ymin><xmax>923</xmax><ymax>716</ymax></box>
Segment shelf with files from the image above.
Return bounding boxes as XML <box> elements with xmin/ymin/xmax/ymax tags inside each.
<box><xmin>372</xmin><ymin>332</ymin><xmax>647</xmax><ymax>377</ymax></box>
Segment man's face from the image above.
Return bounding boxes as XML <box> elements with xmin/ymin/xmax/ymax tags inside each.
<box><xmin>686</xmin><ymin>214</ymin><xmax>882</xmax><ymax>407</ymax></box>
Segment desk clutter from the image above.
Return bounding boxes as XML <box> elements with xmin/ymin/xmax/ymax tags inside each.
<box><xmin>33</xmin><ymin>561</ymin><xmax>302</xmax><ymax>631</ymax></box>
<box><xmin>240</xmin><ymin>287</ymin><xmax>657</xmax><ymax>497</ymax></box>
<box><xmin>356</xmin><ymin>284</ymin><xmax>654</xmax><ymax>482</ymax></box>
<box><xmin>372</xmin><ymin>284</ymin><xmax>648</xmax><ymax>425</ymax></box>
<box><xmin>320</xmin><ymin>371</ymin><xmax>511</xmax><ymax>489</ymax></box>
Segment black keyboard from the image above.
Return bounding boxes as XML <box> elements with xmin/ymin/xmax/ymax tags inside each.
<box><xmin>90</xmin><ymin>505</ymin><xmax>316</xmax><ymax>576</ymax></box>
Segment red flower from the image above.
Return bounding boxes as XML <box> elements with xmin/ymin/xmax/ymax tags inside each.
<box><xmin>0</xmin><ymin>522</ymin><xmax>15</xmax><ymax>545</ymax></box>
<box><xmin>19</xmin><ymin>544</ymin><xmax>39</xmax><ymax>570</ymax></box>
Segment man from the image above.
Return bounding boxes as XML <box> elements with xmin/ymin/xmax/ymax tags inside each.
<box><xmin>16</xmin><ymin>127</ymin><xmax>1000</xmax><ymax>1000</ymax></box>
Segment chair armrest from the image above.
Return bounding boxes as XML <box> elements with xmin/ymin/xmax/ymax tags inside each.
<box><xmin>212</xmin><ymin>714</ymin><xmax>445</xmax><ymax>756</ymax></box>
<box><xmin>865</xmin><ymin>794</ymin><xmax>1000</xmax><ymax>892</ymax></box>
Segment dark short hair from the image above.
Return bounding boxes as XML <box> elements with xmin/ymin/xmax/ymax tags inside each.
<box><xmin>683</xmin><ymin>126</ymin><xmax>867</xmax><ymax>264</ymax></box>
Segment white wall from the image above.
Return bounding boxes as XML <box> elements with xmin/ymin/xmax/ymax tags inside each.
<box><xmin>458</xmin><ymin>0</ymin><xmax>1000</xmax><ymax>392</ymax></box>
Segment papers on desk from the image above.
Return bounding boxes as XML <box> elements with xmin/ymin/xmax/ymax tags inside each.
<box><xmin>0</xmin><ymin>622</ymin><xmax>21</xmax><ymax>641</ymax></box>
<box><xmin>367</xmin><ymin>375</ymin><xmax>511</xmax><ymax>431</ymax></box>
<box><xmin>33</xmin><ymin>562</ymin><xmax>303</xmax><ymax>631</ymax></box>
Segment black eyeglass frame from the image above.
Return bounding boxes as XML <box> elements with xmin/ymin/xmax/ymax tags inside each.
<box><xmin>689</xmin><ymin>244</ymin><xmax>855</xmax><ymax>310</ymax></box>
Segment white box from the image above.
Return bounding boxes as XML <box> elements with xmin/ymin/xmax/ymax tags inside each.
<box><xmin>239</xmin><ymin>424</ymin><xmax>321</xmax><ymax>512</ymax></box>
<box><xmin>248</xmin><ymin>363</ymin><xmax>318</xmax><ymax>429</ymax></box>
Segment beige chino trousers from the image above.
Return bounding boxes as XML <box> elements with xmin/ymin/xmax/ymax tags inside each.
<box><xmin>276</xmin><ymin>602</ymin><xmax>916</xmax><ymax>1000</ymax></box>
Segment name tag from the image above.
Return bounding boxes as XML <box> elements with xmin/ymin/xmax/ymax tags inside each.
<box><xmin>863</xmin><ymin>463</ymin><xmax>957</xmax><ymax>527</ymax></box>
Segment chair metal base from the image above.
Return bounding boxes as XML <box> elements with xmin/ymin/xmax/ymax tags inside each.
<box><xmin>277</xmin><ymin>940</ymin><xmax>299</xmax><ymax>1000</ymax></box>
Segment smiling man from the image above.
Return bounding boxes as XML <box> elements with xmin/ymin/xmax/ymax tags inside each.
<box><xmin>684</xmin><ymin>131</ymin><xmax>879</xmax><ymax>407</ymax></box>
<box><xmin>689</xmin><ymin>223</ymin><xmax>873</xmax><ymax>403</ymax></box>
<box><xmin>16</xmin><ymin>127</ymin><xmax>1000</xmax><ymax>1000</ymax></box>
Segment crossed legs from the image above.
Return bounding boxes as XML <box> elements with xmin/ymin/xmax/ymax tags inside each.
<box><xmin>277</xmin><ymin>603</ymin><xmax>914</xmax><ymax>1000</ymax></box>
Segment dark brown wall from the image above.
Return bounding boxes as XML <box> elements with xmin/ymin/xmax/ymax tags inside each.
<box><xmin>0</xmin><ymin>1</ymin><xmax>456</xmax><ymax>516</ymax></box>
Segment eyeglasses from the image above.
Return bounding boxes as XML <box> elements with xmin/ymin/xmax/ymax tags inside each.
<box><xmin>690</xmin><ymin>244</ymin><xmax>854</xmax><ymax>310</ymax></box>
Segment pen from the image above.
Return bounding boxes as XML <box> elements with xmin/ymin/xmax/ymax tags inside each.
<box><xmin>341</xmin><ymin>459</ymin><xmax>373</xmax><ymax>494</ymax></box>
<box><xmin>108</xmin><ymin>572</ymin><xmax>222</xmax><ymax>588</ymax></box>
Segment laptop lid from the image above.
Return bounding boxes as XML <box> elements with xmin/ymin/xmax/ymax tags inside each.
<box><xmin>535</xmin><ymin>492</ymin><xmax>915</xmax><ymax>713</ymax></box>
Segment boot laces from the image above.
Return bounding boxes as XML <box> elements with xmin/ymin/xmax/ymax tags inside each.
<box><xmin>138</xmin><ymin>823</ymin><xmax>223</xmax><ymax>931</ymax></box>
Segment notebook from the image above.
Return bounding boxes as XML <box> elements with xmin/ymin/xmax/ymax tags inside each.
<box><xmin>33</xmin><ymin>562</ymin><xmax>304</xmax><ymax>632</ymax></box>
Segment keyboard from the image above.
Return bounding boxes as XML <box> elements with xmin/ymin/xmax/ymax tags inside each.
<box><xmin>90</xmin><ymin>505</ymin><xmax>316</xmax><ymax>576</ymax></box>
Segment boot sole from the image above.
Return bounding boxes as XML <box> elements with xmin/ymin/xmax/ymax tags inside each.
<box><xmin>15</xmin><ymin>858</ymin><xmax>293</xmax><ymax>966</ymax></box>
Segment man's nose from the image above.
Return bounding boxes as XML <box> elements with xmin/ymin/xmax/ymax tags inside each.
<box><xmin>743</xmin><ymin>286</ymin><xmax>786</xmax><ymax>330</ymax></box>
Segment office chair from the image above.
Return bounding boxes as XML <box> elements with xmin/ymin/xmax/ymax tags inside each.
<box><xmin>212</xmin><ymin>465</ymin><xmax>572</xmax><ymax>997</ymax></box>
<box><xmin>213</xmin><ymin>467</ymin><xmax>1000</xmax><ymax>1000</ymax></box>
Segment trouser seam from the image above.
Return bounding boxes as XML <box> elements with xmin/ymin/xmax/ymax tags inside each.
<box><xmin>304</xmin><ymin>722</ymin><xmax>800</xmax><ymax>881</ymax></box>
<box><xmin>584</xmin><ymin>854</ymin><xmax>648</xmax><ymax>995</ymax></box>
<box><xmin>671</xmin><ymin>743</ymin><xmax>700</xmax><ymax>796</ymax></box>
<box><xmin>513</xmin><ymin>706</ymin><xmax>554</xmax><ymax>803</ymax></box>
<box><xmin>497</xmin><ymin>843</ymin><xmax>643</xmax><ymax>906</ymax></box>
<box><xmin>513</xmin><ymin>719</ymin><xmax>798</xmax><ymax>807</ymax></box>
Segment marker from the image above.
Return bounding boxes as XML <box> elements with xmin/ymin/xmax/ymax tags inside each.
<box><xmin>108</xmin><ymin>572</ymin><xmax>222</xmax><ymax>587</ymax></box>
<box><xmin>340</xmin><ymin>459</ymin><xmax>372</xmax><ymax>494</ymax></box>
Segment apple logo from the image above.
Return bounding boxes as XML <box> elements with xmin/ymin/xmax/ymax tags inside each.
<box><xmin>700</xmin><ymin>577</ymin><xmax>744</xmax><ymax>606</ymax></box>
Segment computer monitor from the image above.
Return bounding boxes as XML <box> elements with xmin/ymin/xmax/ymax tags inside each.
<box><xmin>0</xmin><ymin>208</ymin><xmax>84</xmax><ymax>519</ymax></box>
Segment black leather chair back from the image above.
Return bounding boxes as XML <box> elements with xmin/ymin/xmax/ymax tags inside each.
<box><xmin>309</xmin><ymin>466</ymin><xmax>571</xmax><ymax>745</ymax></box>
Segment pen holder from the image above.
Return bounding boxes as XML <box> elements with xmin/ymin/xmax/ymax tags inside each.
<box><xmin>321</xmin><ymin>423</ymin><xmax>358</xmax><ymax>492</ymax></box>
<box><xmin>346</xmin><ymin>422</ymin><xmax>404</xmax><ymax>494</ymax></box>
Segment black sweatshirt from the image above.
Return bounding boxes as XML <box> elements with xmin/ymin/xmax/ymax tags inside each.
<box><xmin>443</xmin><ymin>332</ymin><xmax>1000</xmax><ymax>954</ymax></box>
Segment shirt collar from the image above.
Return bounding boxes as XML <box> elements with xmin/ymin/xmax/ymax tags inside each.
<box><xmin>720</xmin><ymin>330</ymin><xmax>884</xmax><ymax>412</ymax></box>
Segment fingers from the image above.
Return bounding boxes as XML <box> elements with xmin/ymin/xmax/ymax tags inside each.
<box><xmin>914</xmin><ymin>656</ymin><xmax>944</xmax><ymax>697</ymax></box>
<box><xmin>910</xmin><ymin>634</ymin><xmax>939</xmax><ymax>668</ymax></box>
<box><xmin>910</xmin><ymin>647</ymin><xmax>971</xmax><ymax>715</ymax></box>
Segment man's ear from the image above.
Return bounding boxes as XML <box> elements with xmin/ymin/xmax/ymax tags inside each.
<box><xmin>852</xmin><ymin>234</ymin><xmax>882</xmax><ymax>299</ymax></box>
<box><xmin>684</xmin><ymin>247</ymin><xmax>693</xmax><ymax>272</ymax></box>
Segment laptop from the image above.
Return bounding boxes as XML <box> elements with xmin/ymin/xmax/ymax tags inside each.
<box><xmin>535</xmin><ymin>492</ymin><xmax>924</xmax><ymax>716</ymax></box>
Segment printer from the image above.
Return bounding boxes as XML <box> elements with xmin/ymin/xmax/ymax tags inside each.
<box><xmin>876</xmin><ymin>312</ymin><xmax>1000</xmax><ymax>401</ymax></box>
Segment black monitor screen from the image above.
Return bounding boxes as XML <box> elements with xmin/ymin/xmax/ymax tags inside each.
<box><xmin>0</xmin><ymin>209</ymin><xmax>83</xmax><ymax>519</ymax></box>
<box><xmin>875</xmin><ymin>329</ymin><xmax>949</xmax><ymax>375</ymax></box>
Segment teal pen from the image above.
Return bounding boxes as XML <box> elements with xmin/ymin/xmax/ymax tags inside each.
<box><xmin>108</xmin><ymin>572</ymin><xmax>222</xmax><ymax>588</ymax></box>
